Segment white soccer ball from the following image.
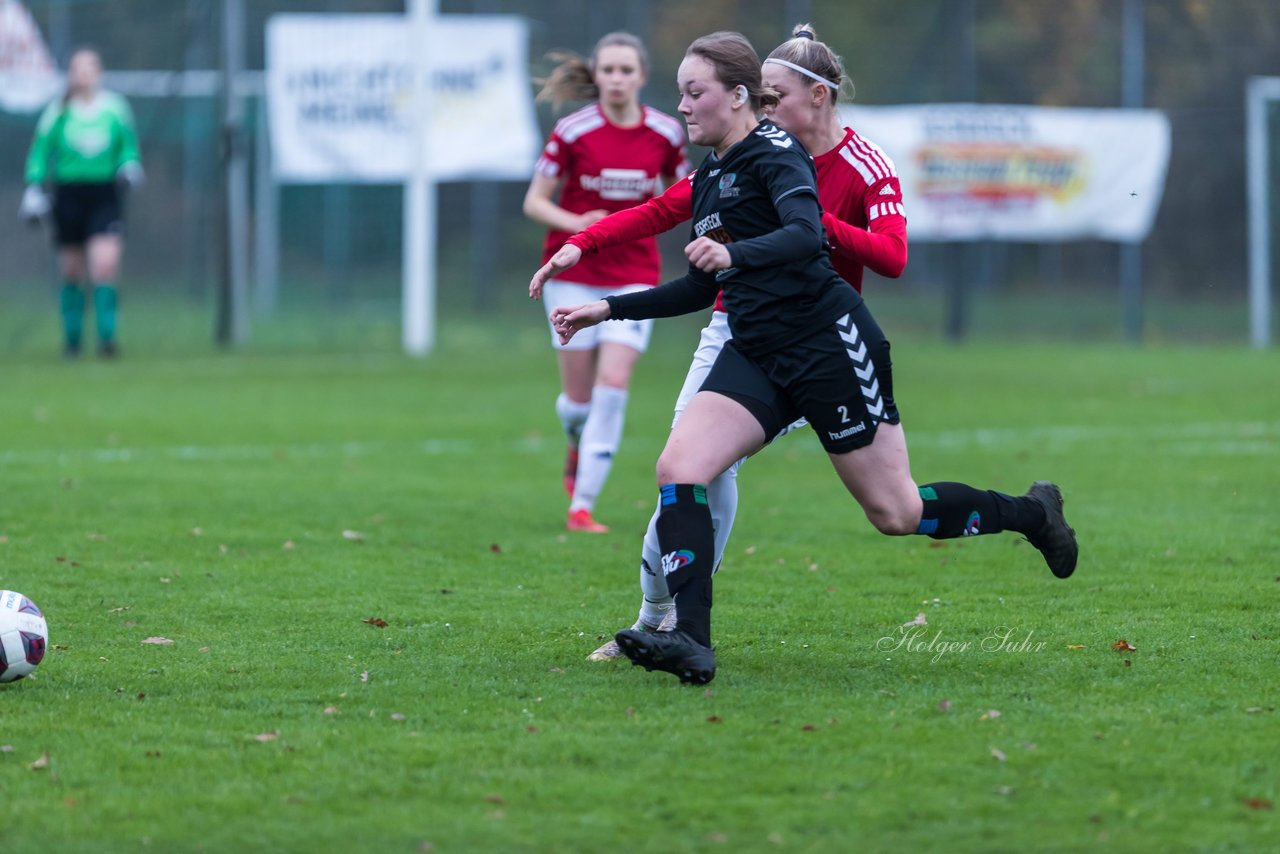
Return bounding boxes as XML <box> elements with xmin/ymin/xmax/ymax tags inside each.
<box><xmin>0</xmin><ymin>589</ymin><xmax>48</xmax><ymax>683</ymax></box>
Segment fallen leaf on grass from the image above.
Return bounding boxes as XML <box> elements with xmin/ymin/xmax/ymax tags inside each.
<box><xmin>190</xmin><ymin>527</ymin><xmax>203</xmax><ymax>537</ymax></box>
<box><xmin>323</xmin><ymin>707</ymin><xmax>339</xmax><ymax>715</ymax></box>
<box><xmin>282</xmin><ymin>540</ymin><xmax>296</xmax><ymax>550</ymax></box>
<box><xmin>526</xmin><ymin>725</ymin><xmax>538</xmax><ymax>733</ymax></box>
<box><xmin>1245</xmin><ymin>707</ymin><xmax>1275</xmax><ymax>714</ymax></box>
<box><xmin>254</xmin><ymin>732</ymin><xmax>279</xmax><ymax>742</ymax></box>
<box><xmin>483</xmin><ymin>793</ymin><xmax>505</xmax><ymax>805</ymax></box>
<box><xmin>0</xmin><ymin>745</ymin><xmax>12</xmax><ymax>753</ymax></box>
<box><xmin>990</xmin><ymin>747</ymin><xmax>1007</xmax><ymax>762</ymax></box>
<box><xmin>86</xmin><ymin>532</ymin><xmax>107</xmax><ymax>541</ymax></box>
<box><xmin>625</xmin><ymin>707</ymin><xmax>635</xmax><ymax>717</ymax></box>
<box><xmin>489</xmin><ymin>543</ymin><xmax>502</xmax><ymax>554</ymax></box>
<box><xmin>1066</xmin><ymin>644</ymin><xmax>1086</xmax><ymax>650</ymax></box>
<box><xmin>1242</xmin><ymin>798</ymin><xmax>1273</xmax><ymax>811</ymax></box>
<box><xmin>360</xmin><ymin>671</ymin><xmax>369</xmax><ymax>683</ymax></box>
<box><xmin>902</xmin><ymin>612</ymin><xmax>927</xmax><ymax>628</ymax></box>
<box><xmin>29</xmin><ymin>752</ymin><xmax>50</xmax><ymax>770</ymax></box>
<box><xmin>937</xmin><ymin>699</ymin><xmax>952</xmax><ymax>712</ymax></box>
<box><xmin>362</xmin><ymin>617</ymin><xmax>389</xmax><ymax>628</ymax></box>
<box><xmin>707</xmin><ymin>716</ymin><xmax>722</xmax><ymax>724</ymax></box>
<box><xmin>390</xmin><ymin>713</ymin><xmax>406</xmax><ymax>721</ymax></box>
<box><xmin>108</xmin><ymin>605</ymin><xmax>131</xmax><ymax>613</ymax></box>
<box><xmin>980</xmin><ymin>709</ymin><xmax>1002</xmax><ymax>721</ymax></box>
<box><xmin>342</xmin><ymin>530</ymin><xmax>365</xmax><ymax>542</ymax></box>
<box><xmin>1111</xmin><ymin>639</ymin><xmax>1137</xmax><ymax>652</ymax></box>
<box><xmin>801</xmin><ymin>724</ymin><xmax>817</xmax><ymax>731</ymax></box>
<box><xmin>141</xmin><ymin>637</ymin><xmax>173</xmax><ymax>645</ymax></box>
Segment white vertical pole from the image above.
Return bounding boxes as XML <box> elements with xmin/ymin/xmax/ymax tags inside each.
<box><xmin>403</xmin><ymin>0</ymin><xmax>438</xmax><ymax>356</ymax></box>
<box><xmin>1246</xmin><ymin>77</ymin><xmax>1275</xmax><ymax>350</ymax></box>
<box><xmin>254</xmin><ymin>95</ymin><xmax>279</xmax><ymax>315</ymax></box>
<box><xmin>221</xmin><ymin>0</ymin><xmax>251</xmax><ymax>345</ymax></box>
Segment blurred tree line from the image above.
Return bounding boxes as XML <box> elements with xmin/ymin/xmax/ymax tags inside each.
<box><xmin>11</xmin><ymin>0</ymin><xmax>1280</xmax><ymax>311</ymax></box>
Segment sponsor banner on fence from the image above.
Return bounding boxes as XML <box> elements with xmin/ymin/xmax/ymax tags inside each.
<box><xmin>842</xmin><ymin>103</ymin><xmax>1170</xmax><ymax>241</ymax></box>
<box><xmin>0</xmin><ymin>0</ymin><xmax>60</xmax><ymax>113</ymax></box>
<box><xmin>267</xmin><ymin>14</ymin><xmax>538</xmax><ymax>183</ymax></box>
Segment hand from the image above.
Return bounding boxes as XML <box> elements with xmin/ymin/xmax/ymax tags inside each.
<box><xmin>685</xmin><ymin>236</ymin><xmax>732</xmax><ymax>272</ymax></box>
<box><xmin>116</xmin><ymin>161</ymin><xmax>145</xmax><ymax>190</ymax></box>
<box><xmin>529</xmin><ymin>243</ymin><xmax>583</xmax><ymax>299</ymax></box>
<box><xmin>18</xmin><ymin>184</ymin><xmax>49</xmax><ymax>224</ymax></box>
<box><xmin>573</xmin><ymin>209</ymin><xmax>608</xmax><ymax>231</ymax></box>
<box><xmin>549</xmin><ymin>299</ymin><xmax>611</xmax><ymax>346</ymax></box>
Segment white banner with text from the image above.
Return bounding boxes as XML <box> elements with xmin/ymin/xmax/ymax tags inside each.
<box><xmin>267</xmin><ymin>14</ymin><xmax>539</xmax><ymax>183</ymax></box>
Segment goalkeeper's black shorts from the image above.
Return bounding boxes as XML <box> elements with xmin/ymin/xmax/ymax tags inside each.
<box><xmin>52</xmin><ymin>181</ymin><xmax>122</xmax><ymax>246</ymax></box>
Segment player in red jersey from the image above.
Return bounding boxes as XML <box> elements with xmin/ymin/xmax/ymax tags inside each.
<box><xmin>530</xmin><ymin>25</ymin><xmax>909</xmax><ymax>659</ymax></box>
<box><xmin>523</xmin><ymin>32</ymin><xmax>690</xmax><ymax>534</ymax></box>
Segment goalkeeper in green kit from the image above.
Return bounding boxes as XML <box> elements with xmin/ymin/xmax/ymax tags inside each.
<box><xmin>19</xmin><ymin>48</ymin><xmax>143</xmax><ymax>358</ymax></box>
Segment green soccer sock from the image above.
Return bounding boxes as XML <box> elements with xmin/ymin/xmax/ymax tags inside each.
<box><xmin>93</xmin><ymin>284</ymin><xmax>118</xmax><ymax>344</ymax></box>
<box><xmin>59</xmin><ymin>284</ymin><xmax>85</xmax><ymax>349</ymax></box>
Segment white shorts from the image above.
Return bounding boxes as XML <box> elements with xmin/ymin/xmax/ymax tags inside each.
<box><xmin>671</xmin><ymin>310</ymin><xmax>807</xmax><ymax>441</ymax></box>
<box><xmin>543</xmin><ymin>280</ymin><xmax>655</xmax><ymax>352</ymax></box>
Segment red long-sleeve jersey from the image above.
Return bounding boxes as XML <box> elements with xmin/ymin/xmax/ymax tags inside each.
<box><xmin>569</xmin><ymin>126</ymin><xmax>907</xmax><ymax>304</ymax></box>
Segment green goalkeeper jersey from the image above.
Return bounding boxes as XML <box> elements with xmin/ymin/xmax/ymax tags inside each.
<box><xmin>24</xmin><ymin>91</ymin><xmax>141</xmax><ymax>185</ymax></box>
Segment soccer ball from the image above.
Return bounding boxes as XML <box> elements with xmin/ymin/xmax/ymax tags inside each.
<box><xmin>0</xmin><ymin>589</ymin><xmax>48</xmax><ymax>683</ymax></box>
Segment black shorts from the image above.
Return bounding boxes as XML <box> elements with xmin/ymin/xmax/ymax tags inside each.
<box><xmin>700</xmin><ymin>300</ymin><xmax>901</xmax><ymax>454</ymax></box>
<box><xmin>52</xmin><ymin>182</ymin><xmax>123</xmax><ymax>246</ymax></box>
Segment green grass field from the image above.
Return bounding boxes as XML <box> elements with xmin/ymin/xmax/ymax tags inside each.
<box><xmin>1</xmin><ymin>304</ymin><xmax>1277</xmax><ymax>853</ymax></box>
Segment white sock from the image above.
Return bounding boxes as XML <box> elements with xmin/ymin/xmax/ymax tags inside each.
<box><xmin>635</xmin><ymin>459</ymin><xmax>741</xmax><ymax>626</ymax></box>
<box><xmin>638</xmin><ymin>510</ymin><xmax>672</xmax><ymax>627</ymax></box>
<box><xmin>707</xmin><ymin>459</ymin><xmax>741</xmax><ymax>573</ymax></box>
<box><xmin>555</xmin><ymin>392</ymin><xmax>592</xmax><ymax>446</ymax></box>
<box><xmin>569</xmin><ymin>385</ymin><xmax>627</xmax><ymax>513</ymax></box>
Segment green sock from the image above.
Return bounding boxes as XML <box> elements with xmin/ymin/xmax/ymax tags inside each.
<box><xmin>60</xmin><ymin>284</ymin><xmax>85</xmax><ymax>348</ymax></box>
<box><xmin>93</xmin><ymin>284</ymin><xmax>118</xmax><ymax>344</ymax></box>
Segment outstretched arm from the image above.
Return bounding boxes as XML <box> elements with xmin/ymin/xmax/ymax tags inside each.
<box><xmin>822</xmin><ymin>210</ymin><xmax>908</xmax><ymax>278</ymax></box>
<box><xmin>568</xmin><ymin>176</ymin><xmax>694</xmax><ymax>256</ymax></box>
<box><xmin>530</xmin><ymin>176</ymin><xmax>695</xmax><ymax>299</ymax></box>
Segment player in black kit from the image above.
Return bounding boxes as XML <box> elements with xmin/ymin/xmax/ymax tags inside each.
<box><xmin>551</xmin><ymin>32</ymin><xmax>1077</xmax><ymax>685</ymax></box>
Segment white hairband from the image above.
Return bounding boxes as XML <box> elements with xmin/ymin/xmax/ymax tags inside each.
<box><xmin>763</xmin><ymin>57</ymin><xmax>838</xmax><ymax>91</ymax></box>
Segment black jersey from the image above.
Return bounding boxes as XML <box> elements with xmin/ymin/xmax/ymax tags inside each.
<box><xmin>691</xmin><ymin>121</ymin><xmax>860</xmax><ymax>355</ymax></box>
<box><xmin>605</xmin><ymin>121</ymin><xmax>863</xmax><ymax>355</ymax></box>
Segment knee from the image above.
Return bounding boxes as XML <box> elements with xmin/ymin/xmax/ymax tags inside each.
<box><xmin>655</xmin><ymin>449</ymin><xmax>694</xmax><ymax>486</ymax></box>
<box><xmin>864</xmin><ymin>501</ymin><xmax>918</xmax><ymax>536</ymax></box>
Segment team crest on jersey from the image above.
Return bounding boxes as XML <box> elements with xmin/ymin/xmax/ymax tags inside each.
<box><xmin>659</xmin><ymin>550</ymin><xmax>695</xmax><ymax>576</ymax></box>
<box><xmin>718</xmin><ymin>173</ymin><xmax>739</xmax><ymax>198</ymax></box>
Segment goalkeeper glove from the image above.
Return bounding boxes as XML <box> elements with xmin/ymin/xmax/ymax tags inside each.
<box><xmin>117</xmin><ymin>161</ymin><xmax>145</xmax><ymax>190</ymax></box>
<box><xmin>19</xmin><ymin>184</ymin><xmax>49</xmax><ymax>224</ymax></box>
